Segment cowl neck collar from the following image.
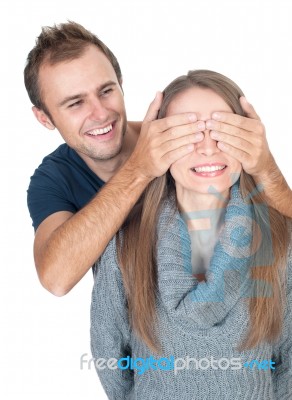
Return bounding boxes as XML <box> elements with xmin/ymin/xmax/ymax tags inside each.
<box><xmin>157</xmin><ymin>182</ymin><xmax>264</xmax><ymax>329</ymax></box>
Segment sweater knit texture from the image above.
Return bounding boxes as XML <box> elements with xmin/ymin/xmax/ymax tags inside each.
<box><xmin>90</xmin><ymin>184</ymin><xmax>292</xmax><ymax>399</ymax></box>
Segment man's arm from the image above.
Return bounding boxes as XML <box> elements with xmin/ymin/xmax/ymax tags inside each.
<box><xmin>206</xmin><ymin>97</ymin><xmax>292</xmax><ymax>217</ymax></box>
<box><xmin>34</xmin><ymin>93</ymin><xmax>204</xmax><ymax>296</ymax></box>
<box><xmin>34</xmin><ymin>169</ymin><xmax>151</xmax><ymax>296</ymax></box>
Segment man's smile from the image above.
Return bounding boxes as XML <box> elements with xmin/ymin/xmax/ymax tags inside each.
<box><xmin>86</xmin><ymin>123</ymin><xmax>113</xmax><ymax>136</ymax></box>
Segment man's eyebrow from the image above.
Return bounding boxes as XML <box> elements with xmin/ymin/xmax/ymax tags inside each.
<box><xmin>58</xmin><ymin>81</ymin><xmax>117</xmax><ymax>107</ymax></box>
<box><xmin>58</xmin><ymin>94</ymin><xmax>86</xmax><ymax>107</ymax></box>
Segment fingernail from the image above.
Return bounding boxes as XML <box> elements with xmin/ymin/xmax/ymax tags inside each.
<box><xmin>195</xmin><ymin>132</ymin><xmax>203</xmax><ymax>141</ymax></box>
<box><xmin>217</xmin><ymin>142</ymin><xmax>226</xmax><ymax>150</ymax></box>
<box><xmin>188</xmin><ymin>113</ymin><xmax>197</xmax><ymax>122</ymax></box>
<box><xmin>210</xmin><ymin>131</ymin><xmax>219</xmax><ymax>139</ymax></box>
<box><xmin>206</xmin><ymin>120</ymin><xmax>213</xmax><ymax>129</ymax></box>
<box><xmin>212</xmin><ymin>112</ymin><xmax>221</xmax><ymax>120</ymax></box>
<box><xmin>187</xmin><ymin>144</ymin><xmax>195</xmax><ymax>151</ymax></box>
<box><xmin>197</xmin><ymin>121</ymin><xmax>205</xmax><ymax>130</ymax></box>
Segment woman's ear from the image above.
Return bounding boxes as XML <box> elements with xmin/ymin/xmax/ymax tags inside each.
<box><xmin>32</xmin><ymin>106</ymin><xmax>55</xmax><ymax>130</ymax></box>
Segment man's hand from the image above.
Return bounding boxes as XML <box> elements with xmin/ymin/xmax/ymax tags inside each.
<box><xmin>205</xmin><ymin>97</ymin><xmax>292</xmax><ymax>217</ymax></box>
<box><xmin>126</xmin><ymin>92</ymin><xmax>205</xmax><ymax>179</ymax></box>
<box><xmin>206</xmin><ymin>97</ymin><xmax>272</xmax><ymax>177</ymax></box>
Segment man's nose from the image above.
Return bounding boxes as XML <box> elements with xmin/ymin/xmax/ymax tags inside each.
<box><xmin>196</xmin><ymin>130</ymin><xmax>220</xmax><ymax>156</ymax></box>
<box><xmin>88</xmin><ymin>98</ymin><xmax>108</xmax><ymax>121</ymax></box>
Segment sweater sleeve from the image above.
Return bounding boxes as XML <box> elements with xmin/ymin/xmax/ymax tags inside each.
<box><xmin>90</xmin><ymin>238</ymin><xmax>134</xmax><ymax>400</ymax></box>
<box><xmin>272</xmin><ymin>250</ymin><xmax>292</xmax><ymax>399</ymax></box>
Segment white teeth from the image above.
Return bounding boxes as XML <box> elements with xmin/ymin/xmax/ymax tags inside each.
<box><xmin>194</xmin><ymin>165</ymin><xmax>226</xmax><ymax>173</ymax></box>
<box><xmin>87</xmin><ymin>124</ymin><xmax>113</xmax><ymax>136</ymax></box>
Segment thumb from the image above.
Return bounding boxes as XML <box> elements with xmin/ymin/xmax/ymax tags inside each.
<box><xmin>143</xmin><ymin>91</ymin><xmax>163</xmax><ymax>122</ymax></box>
<box><xmin>240</xmin><ymin>96</ymin><xmax>261</xmax><ymax>121</ymax></box>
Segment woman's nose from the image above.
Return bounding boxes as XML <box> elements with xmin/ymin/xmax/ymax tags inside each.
<box><xmin>196</xmin><ymin>130</ymin><xmax>220</xmax><ymax>156</ymax></box>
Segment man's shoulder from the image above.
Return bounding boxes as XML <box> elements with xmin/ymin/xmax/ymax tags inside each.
<box><xmin>31</xmin><ymin>143</ymin><xmax>95</xmax><ymax>180</ymax></box>
<box><xmin>38</xmin><ymin>143</ymin><xmax>76</xmax><ymax>167</ymax></box>
<box><xmin>27</xmin><ymin>143</ymin><xmax>104</xmax><ymax>230</ymax></box>
<box><xmin>28</xmin><ymin>144</ymin><xmax>76</xmax><ymax>187</ymax></box>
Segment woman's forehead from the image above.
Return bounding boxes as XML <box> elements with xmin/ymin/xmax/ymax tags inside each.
<box><xmin>166</xmin><ymin>87</ymin><xmax>232</xmax><ymax>120</ymax></box>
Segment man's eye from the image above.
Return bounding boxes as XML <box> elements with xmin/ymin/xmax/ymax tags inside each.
<box><xmin>101</xmin><ymin>88</ymin><xmax>113</xmax><ymax>96</ymax></box>
<box><xmin>68</xmin><ymin>100</ymin><xmax>82</xmax><ymax>108</ymax></box>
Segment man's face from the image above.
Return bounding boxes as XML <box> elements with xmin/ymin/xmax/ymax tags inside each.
<box><xmin>38</xmin><ymin>45</ymin><xmax>127</xmax><ymax>163</ymax></box>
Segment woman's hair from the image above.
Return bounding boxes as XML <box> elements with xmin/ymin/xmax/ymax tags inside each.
<box><xmin>117</xmin><ymin>69</ymin><xmax>289</xmax><ymax>353</ymax></box>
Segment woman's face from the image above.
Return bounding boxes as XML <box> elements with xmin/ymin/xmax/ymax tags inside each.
<box><xmin>167</xmin><ymin>87</ymin><xmax>242</xmax><ymax>198</ymax></box>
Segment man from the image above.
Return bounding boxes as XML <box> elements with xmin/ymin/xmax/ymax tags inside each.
<box><xmin>24</xmin><ymin>21</ymin><xmax>291</xmax><ymax>296</ymax></box>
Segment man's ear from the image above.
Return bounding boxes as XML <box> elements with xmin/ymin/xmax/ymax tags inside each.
<box><xmin>32</xmin><ymin>106</ymin><xmax>55</xmax><ymax>130</ymax></box>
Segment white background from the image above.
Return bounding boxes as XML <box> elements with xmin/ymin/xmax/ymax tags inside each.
<box><xmin>0</xmin><ymin>0</ymin><xmax>291</xmax><ymax>399</ymax></box>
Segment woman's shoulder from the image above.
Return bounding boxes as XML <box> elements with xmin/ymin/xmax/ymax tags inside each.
<box><xmin>157</xmin><ymin>196</ymin><xmax>188</xmax><ymax>237</ymax></box>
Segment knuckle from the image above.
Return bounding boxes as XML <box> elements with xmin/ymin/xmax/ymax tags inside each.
<box><xmin>236</xmin><ymin>137</ymin><xmax>244</xmax><ymax>147</ymax></box>
<box><xmin>163</xmin><ymin>118</ymin><xmax>172</xmax><ymax>130</ymax></box>
<box><xmin>168</xmin><ymin>127</ymin><xmax>176</xmax><ymax>136</ymax></box>
<box><xmin>163</xmin><ymin>152</ymin><xmax>172</xmax><ymax>166</ymax></box>
<box><xmin>234</xmin><ymin>128</ymin><xmax>242</xmax><ymax>137</ymax></box>
<box><xmin>186</xmin><ymin>124</ymin><xmax>195</xmax><ymax>134</ymax></box>
<box><xmin>163</xmin><ymin>140</ymin><xmax>172</xmax><ymax>152</ymax></box>
<box><xmin>258</xmin><ymin>123</ymin><xmax>265</xmax><ymax>136</ymax></box>
<box><xmin>256</xmin><ymin>137</ymin><xmax>263</xmax><ymax>147</ymax></box>
<box><xmin>242</xmin><ymin>153</ymin><xmax>249</xmax><ymax>163</ymax></box>
<box><xmin>236</xmin><ymin>117</ymin><xmax>249</xmax><ymax>129</ymax></box>
<box><xmin>188</xmin><ymin>135</ymin><xmax>194</xmax><ymax>144</ymax></box>
<box><xmin>217</xmin><ymin>122</ymin><xmax>224</xmax><ymax>131</ymax></box>
<box><xmin>237</xmin><ymin>118</ymin><xmax>245</xmax><ymax>128</ymax></box>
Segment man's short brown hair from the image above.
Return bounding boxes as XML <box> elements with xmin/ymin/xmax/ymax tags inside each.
<box><xmin>24</xmin><ymin>21</ymin><xmax>122</xmax><ymax>116</ymax></box>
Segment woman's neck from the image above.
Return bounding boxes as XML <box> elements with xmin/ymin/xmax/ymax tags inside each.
<box><xmin>176</xmin><ymin>186</ymin><xmax>229</xmax><ymax>225</ymax></box>
<box><xmin>176</xmin><ymin>186</ymin><xmax>230</xmax><ymax>278</ymax></box>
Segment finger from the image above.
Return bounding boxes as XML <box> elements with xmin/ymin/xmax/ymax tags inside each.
<box><xmin>216</xmin><ymin>141</ymin><xmax>249</xmax><ymax>165</ymax></box>
<box><xmin>162</xmin><ymin>143</ymin><xmax>196</xmax><ymax>165</ymax></box>
<box><xmin>210</xmin><ymin>130</ymin><xmax>253</xmax><ymax>154</ymax></box>
<box><xmin>143</xmin><ymin>91</ymin><xmax>164</xmax><ymax>122</ymax></box>
<box><xmin>239</xmin><ymin>97</ymin><xmax>261</xmax><ymax>121</ymax></box>
<box><xmin>207</xmin><ymin>114</ymin><xmax>263</xmax><ymax>136</ymax></box>
<box><xmin>152</xmin><ymin>113</ymin><xmax>199</xmax><ymax>134</ymax></box>
<box><xmin>161</xmin><ymin>121</ymin><xmax>205</xmax><ymax>140</ymax></box>
<box><xmin>207</xmin><ymin>119</ymin><xmax>254</xmax><ymax>141</ymax></box>
<box><xmin>210</xmin><ymin>125</ymin><xmax>254</xmax><ymax>146</ymax></box>
<box><xmin>161</xmin><ymin>131</ymin><xmax>204</xmax><ymax>154</ymax></box>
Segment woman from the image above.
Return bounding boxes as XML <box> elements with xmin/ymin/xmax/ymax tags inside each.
<box><xmin>90</xmin><ymin>70</ymin><xmax>291</xmax><ymax>399</ymax></box>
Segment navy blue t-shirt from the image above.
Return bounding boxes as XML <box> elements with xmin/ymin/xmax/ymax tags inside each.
<box><xmin>27</xmin><ymin>143</ymin><xmax>105</xmax><ymax>231</ymax></box>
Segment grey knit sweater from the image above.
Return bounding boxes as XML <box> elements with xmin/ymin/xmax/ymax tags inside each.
<box><xmin>90</xmin><ymin>185</ymin><xmax>292</xmax><ymax>399</ymax></box>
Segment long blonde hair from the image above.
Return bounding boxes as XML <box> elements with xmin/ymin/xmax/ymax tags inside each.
<box><xmin>117</xmin><ymin>70</ymin><xmax>289</xmax><ymax>353</ymax></box>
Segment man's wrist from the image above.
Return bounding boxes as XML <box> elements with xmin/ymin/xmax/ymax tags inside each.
<box><xmin>252</xmin><ymin>155</ymin><xmax>292</xmax><ymax>217</ymax></box>
<box><xmin>121</xmin><ymin>157</ymin><xmax>154</xmax><ymax>186</ymax></box>
<box><xmin>252</xmin><ymin>153</ymin><xmax>277</xmax><ymax>184</ymax></box>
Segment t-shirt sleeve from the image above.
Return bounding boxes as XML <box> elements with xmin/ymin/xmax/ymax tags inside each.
<box><xmin>27</xmin><ymin>164</ymin><xmax>77</xmax><ymax>231</ymax></box>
